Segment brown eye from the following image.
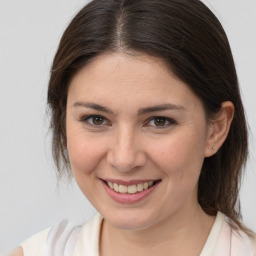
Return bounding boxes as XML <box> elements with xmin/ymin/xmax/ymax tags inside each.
<box><xmin>81</xmin><ymin>115</ymin><xmax>108</xmax><ymax>126</ymax></box>
<box><xmin>154</xmin><ymin>117</ymin><xmax>167</xmax><ymax>127</ymax></box>
<box><xmin>91</xmin><ymin>116</ymin><xmax>105</xmax><ymax>125</ymax></box>
<box><xmin>147</xmin><ymin>116</ymin><xmax>177</xmax><ymax>128</ymax></box>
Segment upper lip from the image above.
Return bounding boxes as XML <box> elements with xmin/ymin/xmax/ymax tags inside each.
<box><xmin>101</xmin><ymin>178</ymin><xmax>161</xmax><ymax>186</ymax></box>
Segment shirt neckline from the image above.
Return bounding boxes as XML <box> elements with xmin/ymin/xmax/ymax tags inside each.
<box><xmin>200</xmin><ymin>212</ymin><xmax>225</xmax><ymax>256</ymax></box>
<box><xmin>73</xmin><ymin>211</ymin><xmax>225</xmax><ymax>256</ymax></box>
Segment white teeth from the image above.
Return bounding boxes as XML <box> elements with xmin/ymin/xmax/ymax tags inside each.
<box><xmin>107</xmin><ymin>181</ymin><xmax>113</xmax><ymax>189</ymax></box>
<box><xmin>106</xmin><ymin>181</ymin><xmax>155</xmax><ymax>194</ymax></box>
<box><xmin>137</xmin><ymin>183</ymin><xmax>144</xmax><ymax>192</ymax></box>
<box><xmin>113</xmin><ymin>183</ymin><xmax>119</xmax><ymax>192</ymax></box>
<box><xmin>143</xmin><ymin>182</ymin><xmax>149</xmax><ymax>189</ymax></box>
<box><xmin>128</xmin><ymin>184</ymin><xmax>137</xmax><ymax>194</ymax></box>
<box><xmin>119</xmin><ymin>184</ymin><xmax>128</xmax><ymax>193</ymax></box>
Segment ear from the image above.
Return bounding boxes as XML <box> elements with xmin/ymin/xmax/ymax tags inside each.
<box><xmin>204</xmin><ymin>101</ymin><xmax>234</xmax><ymax>157</ymax></box>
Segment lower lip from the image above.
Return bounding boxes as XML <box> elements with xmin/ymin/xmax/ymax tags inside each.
<box><xmin>101</xmin><ymin>180</ymin><xmax>160</xmax><ymax>204</ymax></box>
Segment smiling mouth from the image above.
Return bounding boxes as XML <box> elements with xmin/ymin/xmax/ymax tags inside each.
<box><xmin>103</xmin><ymin>180</ymin><xmax>159</xmax><ymax>194</ymax></box>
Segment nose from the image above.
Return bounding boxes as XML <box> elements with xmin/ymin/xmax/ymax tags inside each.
<box><xmin>106</xmin><ymin>126</ymin><xmax>147</xmax><ymax>172</ymax></box>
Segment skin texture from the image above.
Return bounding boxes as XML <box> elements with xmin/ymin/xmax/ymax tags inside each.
<box><xmin>8</xmin><ymin>247</ymin><xmax>23</xmax><ymax>256</ymax></box>
<box><xmin>66</xmin><ymin>52</ymin><xmax>234</xmax><ymax>256</ymax></box>
<box><xmin>10</xmin><ymin>52</ymin><xmax>233</xmax><ymax>256</ymax></box>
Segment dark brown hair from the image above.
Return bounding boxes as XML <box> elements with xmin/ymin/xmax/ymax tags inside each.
<box><xmin>48</xmin><ymin>0</ymin><xmax>248</xmax><ymax>229</ymax></box>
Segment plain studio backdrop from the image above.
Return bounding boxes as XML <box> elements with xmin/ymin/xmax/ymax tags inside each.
<box><xmin>0</xmin><ymin>0</ymin><xmax>255</xmax><ymax>253</ymax></box>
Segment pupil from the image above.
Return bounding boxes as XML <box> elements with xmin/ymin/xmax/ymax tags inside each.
<box><xmin>93</xmin><ymin>116</ymin><xmax>103</xmax><ymax>125</ymax></box>
<box><xmin>155</xmin><ymin>118</ymin><xmax>165</xmax><ymax>126</ymax></box>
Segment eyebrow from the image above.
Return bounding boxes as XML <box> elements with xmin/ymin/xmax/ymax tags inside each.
<box><xmin>138</xmin><ymin>104</ymin><xmax>185</xmax><ymax>115</ymax></box>
<box><xmin>73</xmin><ymin>101</ymin><xmax>114</xmax><ymax>114</ymax></box>
<box><xmin>72</xmin><ymin>101</ymin><xmax>185</xmax><ymax>115</ymax></box>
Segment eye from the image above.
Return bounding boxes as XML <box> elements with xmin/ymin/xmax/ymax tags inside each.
<box><xmin>146</xmin><ymin>116</ymin><xmax>176</xmax><ymax>128</ymax></box>
<box><xmin>80</xmin><ymin>115</ymin><xmax>109</xmax><ymax>126</ymax></box>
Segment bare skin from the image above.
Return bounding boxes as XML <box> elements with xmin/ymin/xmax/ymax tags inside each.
<box><xmin>8</xmin><ymin>246</ymin><xmax>23</xmax><ymax>256</ymax></box>
<box><xmin>10</xmin><ymin>52</ymin><xmax>233</xmax><ymax>256</ymax></box>
<box><xmin>66</xmin><ymin>53</ymin><xmax>233</xmax><ymax>256</ymax></box>
<box><xmin>100</xmin><ymin>195</ymin><xmax>215</xmax><ymax>256</ymax></box>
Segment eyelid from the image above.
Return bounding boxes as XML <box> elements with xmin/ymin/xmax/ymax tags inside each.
<box><xmin>79</xmin><ymin>114</ymin><xmax>176</xmax><ymax>129</ymax></box>
<box><xmin>145</xmin><ymin>116</ymin><xmax>177</xmax><ymax>128</ymax></box>
<box><xmin>79</xmin><ymin>114</ymin><xmax>111</xmax><ymax>127</ymax></box>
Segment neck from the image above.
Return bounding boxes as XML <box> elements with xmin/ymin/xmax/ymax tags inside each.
<box><xmin>100</xmin><ymin>203</ymin><xmax>215</xmax><ymax>256</ymax></box>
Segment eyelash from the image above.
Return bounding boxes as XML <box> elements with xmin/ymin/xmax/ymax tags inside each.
<box><xmin>79</xmin><ymin>115</ymin><xmax>177</xmax><ymax>129</ymax></box>
<box><xmin>145</xmin><ymin>116</ymin><xmax>177</xmax><ymax>128</ymax></box>
<box><xmin>80</xmin><ymin>115</ymin><xmax>110</xmax><ymax>128</ymax></box>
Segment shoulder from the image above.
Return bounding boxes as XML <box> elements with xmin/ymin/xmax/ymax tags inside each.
<box><xmin>208</xmin><ymin>212</ymin><xmax>256</xmax><ymax>256</ymax></box>
<box><xmin>249</xmin><ymin>233</ymin><xmax>256</xmax><ymax>256</ymax></box>
<box><xmin>20</xmin><ymin>227</ymin><xmax>51</xmax><ymax>256</ymax></box>
<box><xmin>46</xmin><ymin>219</ymin><xmax>81</xmax><ymax>256</ymax></box>
<box><xmin>19</xmin><ymin>220</ymin><xmax>78</xmax><ymax>256</ymax></box>
<box><xmin>231</xmin><ymin>228</ymin><xmax>256</xmax><ymax>256</ymax></box>
<box><xmin>231</xmin><ymin>228</ymin><xmax>256</xmax><ymax>255</ymax></box>
<box><xmin>219</xmin><ymin>215</ymin><xmax>256</xmax><ymax>255</ymax></box>
<box><xmin>17</xmin><ymin>215</ymin><xmax>102</xmax><ymax>256</ymax></box>
<box><xmin>7</xmin><ymin>247</ymin><xmax>23</xmax><ymax>256</ymax></box>
<box><xmin>72</xmin><ymin>214</ymin><xmax>103</xmax><ymax>255</ymax></box>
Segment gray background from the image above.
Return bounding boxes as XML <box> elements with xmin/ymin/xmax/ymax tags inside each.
<box><xmin>0</xmin><ymin>0</ymin><xmax>255</xmax><ymax>254</ymax></box>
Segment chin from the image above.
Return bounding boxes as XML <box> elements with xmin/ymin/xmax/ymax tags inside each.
<box><xmin>102</xmin><ymin>209</ymin><xmax>161</xmax><ymax>230</ymax></box>
<box><xmin>109</xmin><ymin>218</ymin><xmax>151</xmax><ymax>231</ymax></box>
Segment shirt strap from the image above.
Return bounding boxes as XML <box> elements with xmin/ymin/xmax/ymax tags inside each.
<box><xmin>46</xmin><ymin>220</ymin><xmax>81</xmax><ymax>256</ymax></box>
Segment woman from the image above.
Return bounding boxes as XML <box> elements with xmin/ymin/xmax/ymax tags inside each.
<box><xmin>10</xmin><ymin>0</ymin><xmax>256</xmax><ymax>255</ymax></box>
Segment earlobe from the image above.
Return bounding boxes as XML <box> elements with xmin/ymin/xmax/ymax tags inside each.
<box><xmin>204</xmin><ymin>101</ymin><xmax>234</xmax><ymax>157</ymax></box>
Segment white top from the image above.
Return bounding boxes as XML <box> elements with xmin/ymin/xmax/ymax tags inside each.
<box><xmin>21</xmin><ymin>212</ymin><xmax>256</xmax><ymax>256</ymax></box>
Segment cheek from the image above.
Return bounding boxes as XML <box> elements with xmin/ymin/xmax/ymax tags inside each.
<box><xmin>67</xmin><ymin>133</ymin><xmax>106</xmax><ymax>176</ymax></box>
<box><xmin>148</xmin><ymin>134</ymin><xmax>206</xmax><ymax>211</ymax></box>
<box><xmin>150</xmin><ymin>132</ymin><xmax>206</xmax><ymax>179</ymax></box>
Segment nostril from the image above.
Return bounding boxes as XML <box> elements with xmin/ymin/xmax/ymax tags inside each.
<box><xmin>106</xmin><ymin>148</ymin><xmax>147</xmax><ymax>172</ymax></box>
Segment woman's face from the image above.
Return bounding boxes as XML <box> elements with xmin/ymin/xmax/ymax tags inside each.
<box><xmin>66</xmin><ymin>53</ymin><xmax>212</xmax><ymax>230</ymax></box>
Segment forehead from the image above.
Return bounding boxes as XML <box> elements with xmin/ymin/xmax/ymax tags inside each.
<box><xmin>67</xmin><ymin>52</ymin><xmax>203</xmax><ymax>111</ymax></box>
<box><xmin>70</xmin><ymin>52</ymin><xmax>171</xmax><ymax>88</ymax></box>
